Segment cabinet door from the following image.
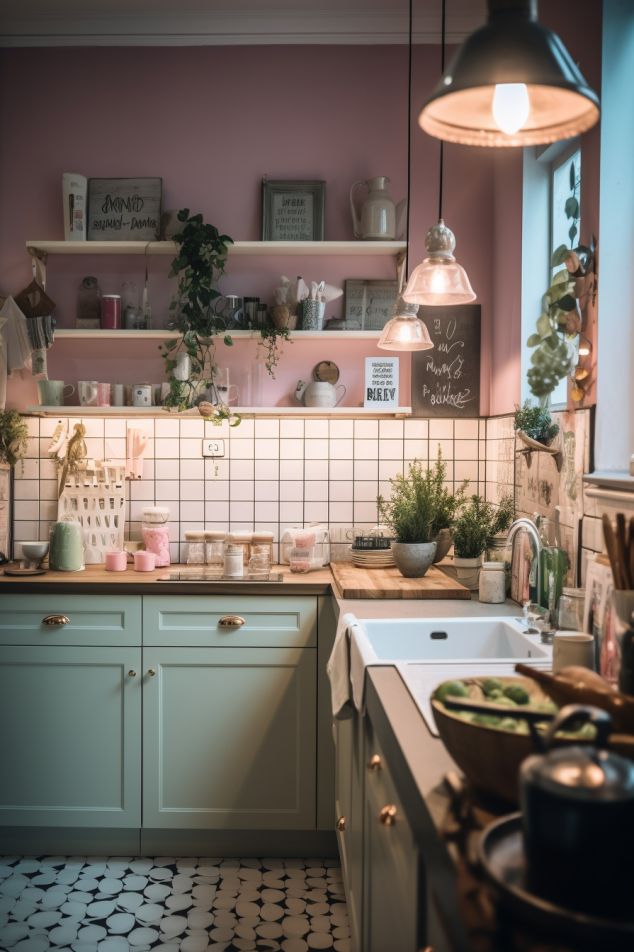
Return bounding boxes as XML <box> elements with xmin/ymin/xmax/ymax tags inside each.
<box><xmin>334</xmin><ymin>712</ymin><xmax>363</xmax><ymax>952</ymax></box>
<box><xmin>0</xmin><ymin>646</ymin><xmax>141</xmax><ymax>827</ymax></box>
<box><xmin>0</xmin><ymin>594</ymin><xmax>141</xmax><ymax>647</ymax></box>
<box><xmin>363</xmin><ymin>730</ymin><xmax>421</xmax><ymax>952</ymax></box>
<box><xmin>143</xmin><ymin>646</ymin><xmax>316</xmax><ymax>830</ymax></box>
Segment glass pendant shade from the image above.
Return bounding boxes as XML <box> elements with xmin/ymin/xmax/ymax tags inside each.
<box><xmin>377</xmin><ymin>297</ymin><xmax>433</xmax><ymax>351</ymax></box>
<box><xmin>419</xmin><ymin>0</ymin><xmax>600</xmax><ymax>147</ymax></box>
<box><xmin>404</xmin><ymin>219</ymin><xmax>475</xmax><ymax>306</ymax></box>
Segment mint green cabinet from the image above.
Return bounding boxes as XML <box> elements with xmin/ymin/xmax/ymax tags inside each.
<box><xmin>334</xmin><ymin>713</ymin><xmax>363</xmax><ymax>952</ymax></box>
<box><xmin>0</xmin><ymin>645</ymin><xmax>141</xmax><ymax>828</ymax></box>
<box><xmin>0</xmin><ymin>594</ymin><xmax>141</xmax><ymax>647</ymax></box>
<box><xmin>143</xmin><ymin>646</ymin><xmax>316</xmax><ymax>830</ymax></box>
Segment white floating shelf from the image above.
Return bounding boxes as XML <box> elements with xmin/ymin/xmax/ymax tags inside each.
<box><xmin>52</xmin><ymin>328</ymin><xmax>385</xmax><ymax>341</ymax></box>
<box><xmin>27</xmin><ymin>239</ymin><xmax>406</xmax><ymax>257</ymax></box>
<box><xmin>25</xmin><ymin>406</ymin><xmax>412</xmax><ymax>419</ymax></box>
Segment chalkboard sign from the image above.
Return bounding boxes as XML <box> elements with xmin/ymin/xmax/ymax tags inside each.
<box><xmin>411</xmin><ymin>304</ymin><xmax>480</xmax><ymax>417</ymax></box>
<box><xmin>87</xmin><ymin>177</ymin><xmax>162</xmax><ymax>240</ymax></box>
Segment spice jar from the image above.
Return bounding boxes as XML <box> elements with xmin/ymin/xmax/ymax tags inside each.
<box><xmin>184</xmin><ymin>530</ymin><xmax>205</xmax><ymax>565</ymax></box>
<box><xmin>204</xmin><ymin>530</ymin><xmax>226</xmax><ymax>568</ymax></box>
<box><xmin>228</xmin><ymin>531</ymin><xmax>252</xmax><ymax>570</ymax></box>
<box><xmin>223</xmin><ymin>542</ymin><xmax>244</xmax><ymax>578</ymax></box>
<box><xmin>479</xmin><ymin>561</ymin><xmax>506</xmax><ymax>604</ymax></box>
<box><xmin>557</xmin><ymin>587</ymin><xmax>585</xmax><ymax>630</ymax></box>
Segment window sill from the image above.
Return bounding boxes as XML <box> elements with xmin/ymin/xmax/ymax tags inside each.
<box><xmin>583</xmin><ymin>471</ymin><xmax>634</xmax><ymax>494</ymax></box>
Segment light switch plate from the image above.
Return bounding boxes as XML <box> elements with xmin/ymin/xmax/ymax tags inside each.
<box><xmin>202</xmin><ymin>438</ymin><xmax>226</xmax><ymax>457</ymax></box>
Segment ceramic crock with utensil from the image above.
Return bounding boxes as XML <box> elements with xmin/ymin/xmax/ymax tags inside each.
<box><xmin>520</xmin><ymin>704</ymin><xmax>634</xmax><ymax>918</ymax></box>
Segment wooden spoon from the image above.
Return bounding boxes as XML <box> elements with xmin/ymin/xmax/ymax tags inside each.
<box><xmin>516</xmin><ymin>663</ymin><xmax>634</xmax><ymax>733</ymax></box>
<box><xmin>602</xmin><ymin>513</ymin><xmax>623</xmax><ymax>588</ymax></box>
<box><xmin>616</xmin><ymin>512</ymin><xmax>631</xmax><ymax>588</ymax></box>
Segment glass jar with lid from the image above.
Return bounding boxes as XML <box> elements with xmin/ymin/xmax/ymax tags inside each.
<box><xmin>204</xmin><ymin>530</ymin><xmax>226</xmax><ymax>568</ymax></box>
<box><xmin>227</xmin><ymin>531</ymin><xmax>252</xmax><ymax>570</ymax></box>
<box><xmin>479</xmin><ymin>561</ymin><xmax>506</xmax><ymax>604</ymax></box>
<box><xmin>184</xmin><ymin>530</ymin><xmax>205</xmax><ymax>565</ymax></box>
<box><xmin>248</xmin><ymin>531</ymin><xmax>274</xmax><ymax>577</ymax></box>
<box><xmin>142</xmin><ymin>506</ymin><xmax>171</xmax><ymax>567</ymax></box>
<box><xmin>557</xmin><ymin>587</ymin><xmax>585</xmax><ymax>630</ymax></box>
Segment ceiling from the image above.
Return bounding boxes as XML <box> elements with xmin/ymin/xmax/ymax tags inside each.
<box><xmin>0</xmin><ymin>0</ymin><xmax>487</xmax><ymax>46</ymax></box>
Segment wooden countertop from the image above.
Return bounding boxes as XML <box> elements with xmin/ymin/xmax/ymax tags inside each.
<box><xmin>0</xmin><ymin>563</ymin><xmax>333</xmax><ymax>595</ymax></box>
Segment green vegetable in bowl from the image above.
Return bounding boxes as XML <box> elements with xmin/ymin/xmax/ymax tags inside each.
<box><xmin>482</xmin><ymin>677</ymin><xmax>504</xmax><ymax>696</ymax></box>
<box><xmin>503</xmin><ymin>684</ymin><xmax>530</xmax><ymax>705</ymax></box>
<box><xmin>434</xmin><ymin>680</ymin><xmax>469</xmax><ymax>702</ymax></box>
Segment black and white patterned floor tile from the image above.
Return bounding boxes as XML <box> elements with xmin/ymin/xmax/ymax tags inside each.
<box><xmin>0</xmin><ymin>856</ymin><xmax>349</xmax><ymax>952</ymax></box>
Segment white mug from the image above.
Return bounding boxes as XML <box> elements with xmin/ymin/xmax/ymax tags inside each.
<box><xmin>132</xmin><ymin>384</ymin><xmax>153</xmax><ymax>407</ymax></box>
<box><xmin>78</xmin><ymin>380</ymin><xmax>99</xmax><ymax>407</ymax></box>
<box><xmin>552</xmin><ymin>632</ymin><xmax>595</xmax><ymax>674</ymax></box>
<box><xmin>111</xmin><ymin>383</ymin><xmax>125</xmax><ymax>406</ymax></box>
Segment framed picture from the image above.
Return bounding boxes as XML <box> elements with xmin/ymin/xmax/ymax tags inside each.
<box><xmin>87</xmin><ymin>177</ymin><xmax>162</xmax><ymax>241</ymax></box>
<box><xmin>344</xmin><ymin>279</ymin><xmax>398</xmax><ymax>330</ymax></box>
<box><xmin>261</xmin><ymin>179</ymin><xmax>325</xmax><ymax>241</ymax></box>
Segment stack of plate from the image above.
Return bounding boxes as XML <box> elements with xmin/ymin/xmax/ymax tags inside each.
<box><xmin>351</xmin><ymin>546</ymin><xmax>395</xmax><ymax>568</ymax></box>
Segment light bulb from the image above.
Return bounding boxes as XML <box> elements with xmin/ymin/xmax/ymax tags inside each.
<box><xmin>492</xmin><ymin>83</ymin><xmax>530</xmax><ymax>136</ymax></box>
<box><xmin>429</xmin><ymin>264</ymin><xmax>449</xmax><ymax>294</ymax></box>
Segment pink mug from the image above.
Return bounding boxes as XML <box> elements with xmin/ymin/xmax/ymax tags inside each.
<box><xmin>97</xmin><ymin>383</ymin><xmax>111</xmax><ymax>407</ymax></box>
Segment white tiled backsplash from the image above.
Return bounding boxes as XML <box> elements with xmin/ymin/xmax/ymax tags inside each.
<box><xmin>14</xmin><ymin>416</ymin><xmax>487</xmax><ymax>563</ymax></box>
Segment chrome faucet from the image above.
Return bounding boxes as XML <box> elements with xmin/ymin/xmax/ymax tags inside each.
<box><xmin>506</xmin><ymin>517</ymin><xmax>543</xmax><ymax>608</ymax></box>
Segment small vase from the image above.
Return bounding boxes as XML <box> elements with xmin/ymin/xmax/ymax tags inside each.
<box><xmin>432</xmin><ymin>528</ymin><xmax>453</xmax><ymax>564</ymax></box>
<box><xmin>454</xmin><ymin>554</ymin><xmax>483</xmax><ymax>590</ymax></box>
<box><xmin>392</xmin><ymin>541</ymin><xmax>437</xmax><ymax>578</ymax></box>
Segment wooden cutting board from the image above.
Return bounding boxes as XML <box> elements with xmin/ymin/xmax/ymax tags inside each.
<box><xmin>330</xmin><ymin>562</ymin><xmax>470</xmax><ymax>599</ymax></box>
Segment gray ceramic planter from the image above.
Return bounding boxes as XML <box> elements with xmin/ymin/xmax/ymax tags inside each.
<box><xmin>432</xmin><ymin>528</ymin><xmax>453</xmax><ymax>564</ymax></box>
<box><xmin>392</xmin><ymin>541</ymin><xmax>437</xmax><ymax>578</ymax></box>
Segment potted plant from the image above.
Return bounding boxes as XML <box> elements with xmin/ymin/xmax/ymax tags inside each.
<box><xmin>161</xmin><ymin>209</ymin><xmax>288</xmax><ymax>420</ymax></box>
<box><xmin>486</xmin><ymin>491</ymin><xmax>515</xmax><ymax>564</ymax></box>
<box><xmin>426</xmin><ymin>449</ymin><xmax>469</xmax><ymax>563</ymax></box>
<box><xmin>377</xmin><ymin>459</ymin><xmax>440</xmax><ymax>578</ymax></box>
<box><xmin>514</xmin><ymin>400</ymin><xmax>559</xmax><ymax>449</ymax></box>
<box><xmin>453</xmin><ymin>495</ymin><xmax>496</xmax><ymax>589</ymax></box>
<box><xmin>0</xmin><ymin>410</ymin><xmax>28</xmax><ymax>468</ymax></box>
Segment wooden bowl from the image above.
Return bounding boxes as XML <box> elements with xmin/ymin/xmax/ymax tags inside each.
<box><xmin>431</xmin><ymin>676</ymin><xmax>551</xmax><ymax>805</ymax></box>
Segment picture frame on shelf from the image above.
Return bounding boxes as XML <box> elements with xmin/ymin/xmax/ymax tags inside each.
<box><xmin>344</xmin><ymin>279</ymin><xmax>398</xmax><ymax>330</ymax></box>
<box><xmin>261</xmin><ymin>179</ymin><xmax>325</xmax><ymax>241</ymax></box>
<box><xmin>87</xmin><ymin>177</ymin><xmax>162</xmax><ymax>241</ymax></box>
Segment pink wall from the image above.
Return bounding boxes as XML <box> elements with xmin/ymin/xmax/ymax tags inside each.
<box><xmin>0</xmin><ymin>44</ymin><xmax>494</xmax><ymax>411</ymax></box>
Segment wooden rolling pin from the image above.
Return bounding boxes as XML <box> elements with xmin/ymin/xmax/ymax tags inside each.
<box><xmin>516</xmin><ymin>663</ymin><xmax>634</xmax><ymax>734</ymax></box>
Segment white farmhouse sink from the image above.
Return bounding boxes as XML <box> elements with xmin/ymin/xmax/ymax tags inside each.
<box><xmin>347</xmin><ymin>615</ymin><xmax>552</xmax><ymax>734</ymax></box>
<box><xmin>355</xmin><ymin>616</ymin><xmax>550</xmax><ymax>663</ymax></box>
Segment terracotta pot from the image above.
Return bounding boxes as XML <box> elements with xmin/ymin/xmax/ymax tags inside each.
<box><xmin>392</xmin><ymin>541</ymin><xmax>437</xmax><ymax>578</ymax></box>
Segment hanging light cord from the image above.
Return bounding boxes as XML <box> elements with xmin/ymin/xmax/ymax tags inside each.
<box><xmin>405</xmin><ymin>0</ymin><xmax>413</xmax><ymax>280</ymax></box>
<box><xmin>438</xmin><ymin>0</ymin><xmax>446</xmax><ymax>222</ymax></box>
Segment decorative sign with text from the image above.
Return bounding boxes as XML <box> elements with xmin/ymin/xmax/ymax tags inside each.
<box><xmin>365</xmin><ymin>357</ymin><xmax>399</xmax><ymax>408</ymax></box>
<box><xmin>87</xmin><ymin>177</ymin><xmax>162</xmax><ymax>241</ymax></box>
<box><xmin>411</xmin><ymin>305</ymin><xmax>480</xmax><ymax>417</ymax></box>
<box><xmin>261</xmin><ymin>179</ymin><xmax>325</xmax><ymax>241</ymax></box>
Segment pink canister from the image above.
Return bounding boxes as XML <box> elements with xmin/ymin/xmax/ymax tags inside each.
<box><xmin>105</xmin><ymin>550</ymin><xmax>127</xmax><ymax>572</ymax></box>
<box><xmin>101</xmin><ymin>294</ymin><xmax>121</xmax><ymax>329</ymax></box>
<box><xmin>134</xmin><ymin>550</ymin><xmax>156</xmax><ymax>572</ymax></box>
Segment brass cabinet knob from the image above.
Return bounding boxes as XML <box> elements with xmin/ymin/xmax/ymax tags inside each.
<box><xmin>147</xmin><ymin>668</ymin><xmax>157</xmax><ymax>677</ymax></box>
<box><xmin>367</xmin><ymin>754</ymin><xmax>382</xmax><ymax>771</ymax></box>
<box><xmin>42</xmin><ymin>614</ymin><xmax>70</xmax><ymax>627</ymax></box>
<box><xmin>218</xmin><ymin>615</ymin><xmax>246</xmax><ymax>629</ymax></box>
<box><xmin>128</xmin><ymin>670</ymin><xmax>137</xmax><ymax>678</ymax></box>
<box><xmin>379</xmin><ymin>804</ymin><xmax>397</xmax><ymax>826</ymax></box>
<box><xmin>336</xmin><ymin>816</ymin><xmax>346</xmax><ymax>832</ymax></box>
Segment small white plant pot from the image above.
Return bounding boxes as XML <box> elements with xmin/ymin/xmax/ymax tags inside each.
<box><xmin>454</xmin><ymin>554</ymin><xmax>483</xmax><ymax>590</ymax></box>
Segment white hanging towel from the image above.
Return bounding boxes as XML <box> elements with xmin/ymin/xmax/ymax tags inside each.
<box><xmin>0</xmin><ymin>296</ymin><xmax>32</xmax><ymax>374</ymax></box>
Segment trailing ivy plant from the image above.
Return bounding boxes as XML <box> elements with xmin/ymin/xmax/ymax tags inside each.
<box><xmin>525</xmin><ymin>159</ymin><xmax>595</xmax><ymax>403</ymax></box>
<box><xmin>161</xmin><ymin>208</ymin><xmax>289</xmax><ymax>420</ymax></box>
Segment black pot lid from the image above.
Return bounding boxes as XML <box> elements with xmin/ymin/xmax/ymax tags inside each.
<box><xmin>523</xmin><ymin>746</ymin><xmax>634</xmax><ymax>802</ymax></box>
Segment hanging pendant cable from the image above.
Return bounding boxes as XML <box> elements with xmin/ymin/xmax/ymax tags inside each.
<box><xmin>405</xmin><ymin>0</ymin><xmax>413</xmax><ymax>281</ymax></box>
<box><xmin>438</xmin><ymin>0</ymin><xmax>446</xmax><ymax>222</ymax></box>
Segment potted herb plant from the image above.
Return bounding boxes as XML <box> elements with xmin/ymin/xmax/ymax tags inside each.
<box><xmin>425</xmin><ymin>449</ymin><xmax>469</xmax><ymax>563</ymax></box>
<box><xmin>453</xmin><ymin>494</ymin><xmax>496</xmax><ymax>589</ymax></box>
<box><xmin>161</xmin><ymin>209</ymin><xmax>289</xmax><ymax>420</ymax></box>
<box><xmin>377</xmin><ymin>460</ymin><xmax>441</xmax><ymax>578</ymax></box>
<box><xmin>485</xmin><ymin>491</ymin><xmax>515</xmax><ymax>562</ymax></box>
<box><xmin>514</xmin><ymin>400</ymin><xmax>559</xmax><ymax>450</ymax></box>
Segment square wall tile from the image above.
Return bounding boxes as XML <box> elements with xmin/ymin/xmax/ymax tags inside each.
<box><xmin>154</xmin><ymin>418</ymin><xmax>180</xmax><ymax>438</ymax></box>
<box><xmin>205</xmin><ymin>479</ymin><xmax>230</xmax><ymax>501</ymax></box>
<box><xmin>329</xmin><ymin>459</ymin><xmax>353</xmax><ymax>480</ymax></box>
<box><xmin>431</xmin><ymin>439</ymin><xmax>453</xmax><ymax>460</ymax></box>
<box><xmin>329</xmin><ymin>420</ymin><xmax>353</xmax><ymax>439</ymax></box>
<box><xmin>280</xmin><ymin>500</ymin><xmax>303</xmax><ymax>522</ymax></box>
<box><xmin>379</xmin><ymin>440</ymin><xmax>404</xmax><ymax>461</ymax></box>
<box><xmin>255</xmin><ymin>418</ymin><xmax>280</xmax><ymax>439</ymax></box>
<box><xmin>155</xmin><ymin>437</ymin><xmax>180</xmax><ymax>460</ymax></box>
<box><xmin>231</xmin><ymin>438</ymin><xmax>255</xmax><ymax>460</ymax></box>
<box><xmin>329</xmin><ymin>439</ymin><xmax>353</xmax><ymax>461</ymax></box>
<box><xmin>230</xmin><ymin>500</ymin><xmax>254</xmax><ymax>522</ymax></box>
<box><xmin>16</xmin><ymin>459</ymin><xmax>38</xmax><ymax>479</ymax></box>
<box><xmin>354</xmin><ymin>439</ymin><xmax>378</xmax><ymax>460</ymax></box>
<box><xmin>14</xmin><ymin>500</ymin><xmax>39</xmax><ymax>520</ymax></box>
<box><xmin>40</xmin><ymin>459</ymin><xmax>56</xmax><ymax>479</ymax></box>
<box><xmin>305</xmin><ymin>419</ymin><xmax>328</xmax><ymax>438</ymax></box>
<box><xmin>280</xmin><ymin>438</ymin><xmax>303</xmax><ymax>460</ymax></box>
<box><xmin>180</xmin><ymin>418</ymin><xmax>204</xmax><ymax>438</ymax></box>
<box><xmin>379</xmin><ymin>419</ymin><xmax>403</xmax><ymax>440</ymax></box>
<box><xmin>129</xmin><ymin>481</ymin><xmax>155</xmax><ymax>501</ymax></box>
<box><xmin>155</xmin><ymin>458</ymin><xmax>180</xmax><ymax>479</ymax></box>
<box><xmin>379</xmin><ymin>460</ymin><xmax>403</xmax><ymax>481</ymax></box>
<box><xmin>231</xmin><ymin>458</ymin><xmax>254</xmax><ymax>479</ymax></box>
<box><xmin>180</xmin><ymin>480</ymin><xmax>205</xmax><ymax>501</ymax></box>
<box><xmin>156</xmin><ymin>480</ymin><xmax>180</xmax><ymax>501</ymax></box>
<box><xmin>308</xmin><ymin>459</ymin><xmax>329</xmax><ymax>480</ymax></box>
<box><xmin>305</xmin><ymin>480</ymin><xmax>328</xmax><ymax>502</ymax></box>
<box><xmin>329</xmin><ymin>501</ymin><xmax>353</xmax><ymax>523</ymax></box>
<box><xmin>180</xmin><ymin>458</ymin><xmax>204</xmax><ymax>480</ymax></box>
<box><xmin>354</xmin><ymin>419</ymin><xmax>378</xmax><ymax>439</ymax></box>
<box><xmin>404</xmin><ymin>439</ymin><xmax>427</xmax><ymax>462</ymax></box>
<box><xmin>14</xmin><ymin>480</ymin><xmax>39</xmax><ymax>500</ymax></box>
<box><xmin>255</xmin><ymin>458</ymin><xmax>280</xmax><ymax>480</ymax></box>
<box><xmin>305</xmin><ymin>439</ymin><xmax>329</xmax><ymax>460</ymax></box>
<box><xmin>354</xmin><ymin>501</ymin><xmax>380</xmax><ymax>523</ymax></box>
<box><xmin>330</xmin><ymin>481</ymin><xmax>353</xmax><ymax>502</ymax></box>
<box><xmin>455</xmin><ymin>460</ymin><xmax>478</xmax><ymax>483</ymax></box>
<box><xmin>255</xmin><ymin>500</ymin><xmax>279</xmax><ymax>522</ymax></box>
<box><xmin>280</xmin><ymin>480</ymin><xmax>304</xmax><ymax>502</ymax></box>
<box><xmin>255</xmin><ymin>480</ymin><xmax>278</xmax><ymax>502</ymax></box>
<box><xmin>181</xmin><ymin>500</ymin><xmax>205</xmax><ymax>522</ymax></box>
<box><xmin>354</xmin><ymin>481</ymin><xmax>379</xmax><ymax>502</ymax></box>
<box><xmin>205</xmin><ymin>500</ymin><xmax>229</xmax><ymax>523</ymax></box>
<box><xmin>454</xmin><ymin>419</ymin><xmax>479</xmax><ymax>439</ymax></box>
<box><xmin>231</xmin><ymin>480</ymin><xmax>256</xmax><ymax>502</ymax></box>
<box><xmin>280</xmin><ymin>459</ymin><xmax>303</xmax><ymax>480</ymax></box>
<box><xmin>404</xmin><ymin>419</ymin><xmax>428</xmax><ymax>439</ymax></box>
<box><xmin>39</xmin><ymin>418</ymin><xmax>59</xmax><ymax>438</ymax></box>
<box><xmin>429</xmin><ymin>419</ymin><xmax>454</xmax><ymax>439</ymax></box>
<box><xmin>205</xmin><ymin>419</ymin><xmax>231</xmax><ymax>439</ymax></box>
<box><xmin>280</xmin><ymin>419</ymin><xmax>304</xmax><ymax>438</ymax></box>
<box><xmin>454</xmin><ymin>440</ymin><xmax>479</xmax><ymax>461</ymax></box>
<box><xmin>82</xmin><ymin>419</ymin><xmax>104</xmax><ymax>438</ymax></box>
<box><xmin>255</xmin><ymin>437</ymin><xmax>279</xmax><ymax>460</ymax></box>
<box><xmin>354</xmin><ymin>459</ymin><xmax>377</xmax><ymax>481</ymax></box>
<box><xmin>206</xmin><ymin>458</ymin><xmax>229</xmax><ymax>480</ymax></box>
<box><xmin>39</xmin><ymin>480</ymin><xmax>57</xmax><ymax>501</ymax></box>
<box><xmin>305</xmin><ymin>501</ymin><xmax>328</xmax><ymax>522</ymax></box>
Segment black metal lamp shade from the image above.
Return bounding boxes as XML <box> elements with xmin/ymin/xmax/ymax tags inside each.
<box><xmin>419</xmin><ymin>0</ymin><xmax>600</xmax><ymax>147</ymax></box>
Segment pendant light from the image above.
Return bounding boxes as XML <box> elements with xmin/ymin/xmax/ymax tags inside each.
<box><xmin>419</xmin><ymin>0</ymin><xmax>600</xmax><ymax>148</ymax></box>
<box><xmin>403</xmin><ymin>0</ymin><xmax>476</xmax><ymax>308</ymax></box>
<box><xmin>378</xmin><ymin>0</ymin><xmax>434</xmax><ymax>351</ymax></box>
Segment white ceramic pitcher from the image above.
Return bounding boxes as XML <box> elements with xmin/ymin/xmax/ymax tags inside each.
<box><xmin>295</xmin><ymin>380</ymin><xmax>346</xmax><ymax>408</ymax></box>
<box><xmin>350</xmin><ymin>176</ymin><xmax>406</xmax><ymax>240</ymax></box>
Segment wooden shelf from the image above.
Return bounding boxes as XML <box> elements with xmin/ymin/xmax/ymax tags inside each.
<box><xmin>27</xmin><ymin>239</ymin><xmax>406</xmax><ymax>258</ymax></box>
<box><xmin>52</xmin><ymin>328</ymin><xmax>386</xmax><ymax>341</ymax></box>
<box><xmin>25</xmin><ymin>406</ymin><xmax>413</xmax><ymax>419</ymax></box>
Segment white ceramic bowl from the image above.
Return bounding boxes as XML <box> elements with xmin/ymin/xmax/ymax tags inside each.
<box><xmin>21</xmin><ymin>541</ymin><xmax>49</xmax><ymax>562</ymax></box>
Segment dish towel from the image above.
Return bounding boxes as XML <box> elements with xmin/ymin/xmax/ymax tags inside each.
<box><xmin>326</xmin><ymin>611</ymin><xmax>356</xmax><ymax>719</ymax></box>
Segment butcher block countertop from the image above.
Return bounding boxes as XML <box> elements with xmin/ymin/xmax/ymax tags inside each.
<box><xmin>329</xmin><ymin>562</ymin><xmax>470</xmax><ymax>599</ymax></box>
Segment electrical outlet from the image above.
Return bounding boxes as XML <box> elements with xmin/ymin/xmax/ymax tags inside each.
<box><xmin>202</xmin><ymin>439</ymin><xmax>225</xmax><ymax>457</ymax></box>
